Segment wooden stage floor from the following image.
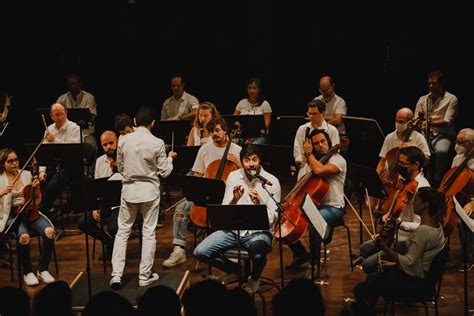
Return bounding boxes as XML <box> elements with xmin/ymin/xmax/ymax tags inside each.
<box><xmin>0</xmin><ymin>181</ymin><xmax>473</xmax><ymax>315</ymax></box>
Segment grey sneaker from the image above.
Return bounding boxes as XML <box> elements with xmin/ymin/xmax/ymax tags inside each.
<box><xmin>139</xmin><ymin>273</ymin><xmax>159</xmax><ymax>287</ymax></box>
<box><xmin>162</xmin><ymin>246</ymin><xmax>187</xmax><ymax>268</ymax></box>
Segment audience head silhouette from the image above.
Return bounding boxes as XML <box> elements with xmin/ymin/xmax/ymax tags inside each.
<box><xmin>32</xmin><ymin>281</ymin><xmax>73</xmax><ymax>316</ymax></box>
<box><xmin>82</xmin><ymin>290</ymin><xmax>135</xmax><ymax>316</ymax></box>
<box><xmin>0</xmin><ymin>286</ymin><xmax>30</xmax><ymax>316</ymax></box>
<box><xmin>137</xmin><ymin>285</ymin><xmax>180</xmax><ymax>316</ymax></box>
<box><xmin>182</xmin><ymin>279</ymin><xmax>230</xmax><ymax>316</ymax></box>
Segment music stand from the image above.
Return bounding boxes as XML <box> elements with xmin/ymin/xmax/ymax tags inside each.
<box><xmin>253</xmin><ymin>144</ymin><xmax>294</xmax><ymax>179</ymax></box>
<box><xmin>179</xmin><ymin>175</ymin><xmax>226</xmax><ymax>209</ymax></box>
<box><xmin>272</xmin><ymin>116</ymin><xmax>307</xmax><ymax>146</ymax></box>
<box><xmin>170</xmin><ymin>146</ymin><xmax>201</xmax><ymax>176</ymax></box>
<box><xmin>67</xmin><ymin>108</ymin><xmax>94</xmax><ymax>131</ymax></box>
<box><xmin>347</xmin><ymin>162</ymin><xmax>388</xmax><ymax>244</ymax></box>
<box><xmin>343</xmin><ymin>116</ymin><xmax>385</xmax><ymax>168</ymax></box>
<box><xmin>152</xmin><ymin>120</ymin><xmax>192</xmax><ymax>146</ymax></box>
<box><xmin>221</xmin><ymin>115</ymin><xmax>266</xmax><ymax>139</ymax></box>
<box><xmin>206</xmin><ymin>204</ymin><xmax>269</xmax><ymax>285</ymax></box>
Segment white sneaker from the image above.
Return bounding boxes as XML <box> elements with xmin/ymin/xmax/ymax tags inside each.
<box><xmin>37</xmin><ymin>270</ymin><xmax>55</xmax><ymax>284</ymax></box>
<box><xmin>24</xmin><ymin>272</ymin><xmax>39</xmax><ymax>286</ymax></box>
<box><xmin>139</xmin><ymin>272</ymin><xmax>159</xmax><ymax>287</ymax></box>
<box><xmin>242</xmin><ymin>276</ymin><xmax>260</xmax><ymax>294</ymax></box>
<box><xmin>162</xmin><ymin>246</ymin><xmax>187</xmax><ymax>268</ymax></box>
<box><xmin>110</xmin><ymin>275</ymin><xmax>121</xmax><ymax>290</ymax></box>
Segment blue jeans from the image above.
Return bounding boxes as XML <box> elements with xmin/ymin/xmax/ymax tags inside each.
<box><xmin>358</xmin><ymin>239</ymin><xmax>407</xmax><ymax>274</ymax></box>
<box><xmin>308</xmin><ymin>205</ymin><xmax>345</xmax><ymax>263</ymax></box>
<box><xmin>430</xmin><ymin>133</ymin><xmax>454</xmax><ymax>188</ymax></box>
<box><xmin>194</xmin><ymin>230</ymin><xmax>272</xmax><ymax>279</ymax></box>
<box><xmin>7</xmin><ymin>212</ymin><xmax>55</xmax><ymax>273</ymax></box>
<box><xmin>172</xmin><ymin>199</ymin><xmax>194</xmax><ymax>247</ymax></box>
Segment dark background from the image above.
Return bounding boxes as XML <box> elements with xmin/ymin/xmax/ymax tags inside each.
<box><xmin>1</xmin><ymin>1</ymin><xmax>472</xmax><ymax>157</ymax></box>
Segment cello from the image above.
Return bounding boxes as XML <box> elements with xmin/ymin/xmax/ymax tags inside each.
<box><xmin>189</xmin><ymin>123</ymin><xmax>240</xmax><ymax>227</ymax></box>
<box><xmin>438</xmin><ymin>146</ymin><xmax>474</xmax><ymax>236</ymax></box>
<box><xmin>274</xmin><ymin>143</ymin><xmax>342</xmax><ymax>245</ymax></box>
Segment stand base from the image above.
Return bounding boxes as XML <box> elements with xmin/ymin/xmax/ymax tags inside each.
<box><xmin>70</xmin><ymin>270</ymin><xmax>190</xmax><ymax>311</ymax></box>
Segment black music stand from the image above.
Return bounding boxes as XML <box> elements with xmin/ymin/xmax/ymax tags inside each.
<box><xmin>253</xmin><ymin>144</ymin><xmax>294</xmax><ymax>179</ymax></box>
<box><xmin>67</xmin><ymin>108</ymin><xmax>95</xmax><ymax>130</ymax></box>
<box><xmin>221</xmin><ymin>115</ymin><xmax>266</xmax><ymax>141</ymax></box>
<box><xmin>26</xmin><ymin>143</ymin><xmax>84</xmax><ymax>240</ymax></box>
<box><xmin>206</xmin><ymin>204</ymin><xmax>269</xmax><ymax>285</ymax></box>
<box><xmin>347</xmin><ymin>163</ymin><xmax>388</xmax><ymax>244</ymax></box>
<box><xmin>170</xmin><ymin>146</ymin><xmax>201</xmax><ymax>176</ymax></box>
<box><xmin>342</xmin><ymin>116</ymin><xmax>385</xmax><ymax>168</ymax></box>
<box><xmin>272</xmin><ymin>116</ymin><xmax>307</xmax><ymax>146</ymax></box>
<box><xmin>152</xmin><ymin>120</ymin><xmax>192</xmax><ymax>146</ymax></box>
<box><xmin>179</xmin><ymin>175</ymin><xmax>226</xmax><ymax>210</ymax></box>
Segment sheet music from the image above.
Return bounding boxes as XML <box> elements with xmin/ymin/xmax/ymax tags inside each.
<box><xmin>301</xmin><ymin>193</ymin><xmax>329</xmax><ymax>239</ymax></box>
<box><xmin>453</xmin><ymin>197</ymin><xmax>474</xmax><ymax>233</ymax></box>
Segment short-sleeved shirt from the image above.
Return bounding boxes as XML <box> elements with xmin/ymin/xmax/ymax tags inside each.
<box><xmin>379</xmin><ymin>130</ymin><xmax>431</xmax><ymax>158</ymax></box>
<box><xmin>161</xmin><ymin>91</ymin><xmax>199</xmax><ymax>121</ymax></box>
<box><xmin>293</xmin><ymin>121</ymin><xmax>340</xmax><ymax>164</ymax></box>
<box><xmin>314</xmin><ymin>94</ymin><xmax>347</xmax><ymax>134</ymax></box>
<box><xmin>235</xmin><ymin>99</ymin><xmax>272</xmax><ymax>115</ymax></box>
<box><xmin>414</xmin><ymin>91</ymin><xmax>458</xmax><ymax>136</ymax></box>
<box><xmin>192</xmin><ymin>141</ymin><xmax>242</xmax><ymax>175</ymax></box>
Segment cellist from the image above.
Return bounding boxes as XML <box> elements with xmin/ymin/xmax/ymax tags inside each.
<box><xmin>353</xmin><ymin>146</ymin><xmax>430</xmax><ymax>274</ymax></box>
<box><xmin>451</xmin><ymin>128</ymin><xmax>474</xmax><ymax>272</ymax></box>
<box><xmin>286</xmin><ymin>129</ymin><xmax>346</xmax><ymax>276</ymax></box>
<box><xmin>0</xmin><ymin>148</ymin><xmax>56</xmax><ymax>286</ymax></box>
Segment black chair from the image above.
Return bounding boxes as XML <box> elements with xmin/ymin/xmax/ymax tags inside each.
<box><xmin>320</xmin><ymin>218</ymin><xmax>354</xmax><ymax>273</ymax></box>
<box><xmin>383</xmin><ymin>245</ymin><xmax>450</xmax><ymax>316</ymax></box>
<box><xmin>223</xmin><ymin>248</ymin><xmax>280</xmax><ymax>316</ymax></box>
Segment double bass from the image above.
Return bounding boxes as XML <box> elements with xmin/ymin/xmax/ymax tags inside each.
<box><xmin>189</xmin><ymin>124</ymin><xmax>240</xmax><ymax>227</ymax></box>
<box><xmin>274</xmin><ymin>143</ymin><xmax>342</xmax><ymax>245</ymax></box>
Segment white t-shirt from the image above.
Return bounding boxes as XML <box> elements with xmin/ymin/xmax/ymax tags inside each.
<box><xmin>379</xmin><ymin>130</ymin><xmax>431</xmax><ymax>158</ymax></box>
<box><xmin>414</xmin><ymin>91</ymin><xmax>458</xmax><ymax>136</ymax></box>
<box><xmin>235</xmin><ymin>99</ymin><xmax>272</xmax><ymax>115</ymax></box>
<box><xmin>192</xmin><ymin>141</ymin><xmax>242</xmax><ymax>175</ymax></box>
<box><xmin>314</xmin><ymin>94</ymin><xmax>347</xmax><ymax>134</ymax></box>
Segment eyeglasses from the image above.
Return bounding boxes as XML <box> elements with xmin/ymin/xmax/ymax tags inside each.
<box><xmin>456</xmin><ymin>140</ymin><xmax>472</xmax><ymax>145</ymax></box>
<box><xmin>6</xmin><ymin>158</ymin><xmax>19</xmax><ymax>164</ymax></box>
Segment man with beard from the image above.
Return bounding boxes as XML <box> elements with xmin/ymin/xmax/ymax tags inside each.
<box><xmin>353</xmin><ymin>146</ymin><xmax>431</xmax><ymax>274</ymax></box>
<box><xmin>193</xmin><ymin>144</ymin><xmax>280</xmax><ymax>294</ymax></box>
<box><xmin>77</xmin><ymin>130</ymin><xmax>121</xmax><ymax>259</ymax></box>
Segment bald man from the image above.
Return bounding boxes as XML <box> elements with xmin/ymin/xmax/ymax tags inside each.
<box><xmin>39</xmin><ymin>103</ymin><xmax>81</xmax><ymax>215</ymax></box>
<box><xmin>314</xmin><ymin>76</ymin><xmax>347</xmax><ymax>135</ymax></box>
<box><xmin>78</xmin><ymin>131</ymin><xmax>122</xmax><ymax>259</ymax></box>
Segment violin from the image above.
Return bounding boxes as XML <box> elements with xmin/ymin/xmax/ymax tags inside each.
<box><xmin>19</xmin><ymin>158</ymin><xmax>42</xmax><ymax>223</ymax></box>
<box><xmin>274</xmin><ymin>143</ymin><xmax>342</xmax><ymax>245</ymax></box>
<box><xmin>189</xmin><ymin>123</ymin><xmax>241</xmax><ymax>227</ymax></box>
<box><xmin>378</xmin><ymin>177</ymin><xmax>418</xmax><ymax>247</ymax></box>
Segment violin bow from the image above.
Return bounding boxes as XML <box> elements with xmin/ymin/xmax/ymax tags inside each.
<box><xmin>344</xmin><ymin>193</ymin><xmax>376</xmax><ymax>240</ymax></box>
<box><xmin>365</xmin><ymin>188</ymin><xmax>378</xmax><ymax>238</ymax></box>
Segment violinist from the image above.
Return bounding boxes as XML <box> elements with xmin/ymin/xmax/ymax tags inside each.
<box><xmin>353</xmin><ymin>146</ymin><xmax>430</xmax><ymax>274</ymax></box>
<box><xmin>286</xmin><ymin>129</ymin><xmax>346</xmax><ymax>274</ymax></box>
<box><xmin>452</xmin><ymin>128</ymin><xmax>474</xmax><ymax>272</ymax></box>
<box><xmin>414</xmin><ymin>70</ymin><xmax>458</xmax><ymax>188</ymax></box>
<box><xmin>162</xmin><ymin>102</ymin><xmax>220</xmax><ymax>268</ymax></box>
<box><xmin>352</xmin><ymin>187</ymin><xmax>446</xmax><ymax>316</ymax></box>
<box><xmin>193</xmin><ymin>144</ymin><xmax>280</xmax><ymax>294</ymax></box>
<box><xmin>294</xmin><ymin>99</ymin><xmax>340</xmax><ymax>180</ymax></box>
<box><xmin>38</xmin><ymin>103</ymin><xmax>80</xmax><ymax>215</ymax></box>
<box><xmin>0</xmin><ymin>148</ymin><xmax>56</xmax><ymax>286</ymax></box>
<box><xmin>77</xmin><ymin>131</ymin><xmax>121</xmax><ymax>260</ymax></box>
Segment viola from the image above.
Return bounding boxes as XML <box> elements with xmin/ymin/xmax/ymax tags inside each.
<box><xmin>189</xmin><ymin>124</ymin><xmax>240</xmax><ymax>227</ymax></box>
<box><xmin>274</xmin><ymin>143</ymin><xmax>342</xmax><ymax>245</ymax></box>
<box><xmin>439</xmin><ymin>147</ymin><xmax>474</xmax><ymax>236</ymax></box>
<box><xmin>19</xmin><ymin>159</ymin><xmax>42</xmax><ymax>223</ymax></box>
<box><xmin>378</xmin><ymin>177</ymin><xmax>418</xmax><ymax>247</ymax></box>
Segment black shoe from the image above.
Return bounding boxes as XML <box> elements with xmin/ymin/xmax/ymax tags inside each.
<box><xmin>352</xmin><ymin>255</ymin><xmax>365</xmax><ymax>267</ymax></box>
<box><xmin>286</xmin><ymin>252</ymin><xmax>310</xmax><ymax>270</ymax></box>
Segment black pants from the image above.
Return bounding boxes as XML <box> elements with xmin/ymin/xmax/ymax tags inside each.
<box><xmin>77</xmin><ymin>208</ymin><xmax>118</xmax><ymax>248</ymax></box>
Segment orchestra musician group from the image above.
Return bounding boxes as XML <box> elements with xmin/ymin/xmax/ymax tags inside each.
<box><xmin>0</xmin><ymin>70</ymin><xmax>472</xmax><ymax>313</ymax></box>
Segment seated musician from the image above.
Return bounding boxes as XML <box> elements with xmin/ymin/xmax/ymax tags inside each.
<box><xmin>452</xmin><ymin>128</ymin><xmax>474</xmax><ymax>272</ymax></box>
<box><xmin>294</xmin><ymin>99</ymin><xmax>340</xmax><ymax>180</ymax></box>
<box><xmin>414</xmin><ymin>70</ymin><xmax>458</xmax><ymax>188</ymax></box>
<box><xmin>161</xmin><ymin>74</ymin><xmax>199</xmax><ymax>121</ymax></box>
<box><xmin>352</xmin><ymin>187</ymin><xmax>446</xmax><ymax>315</ymax></box>
<box><xmin>77</xmin><ymin>131</ymin><xmax>122</xmax><ymax>260</ymax></box>
<box><xmin>163</xmin><ymin>102</ymin><xmax>222</xmax><ymax>268</ymax></box>
<box><xmin>233</xmin><ymin>77</ymin><xmax>272</xmax><ymax>144</ymax></box>
<box><xmin>193</xmin><ymin>144</ymin><xmax>281</xmax><ymax>294</ymax></box>
<box><xmin>286</xmin><ymin>129</ymin><xmax>346</xmax><ymax>277</ymax></box>
<box><xmin>38</xmin><ymin>103</ymin><xmax>80</xmax><ymax>214</ymax></box>
<box><xmin>0</xmin><ymin>148</ymin><xmax>56</xmax><ymax>286</ymax></box>
<box><xmin>353</xmin><ymin>146</ymin><xmax>430</xmax><ymax>274</ymax></box>
<box><xmin>114</xmin><ymin>113</ymin><xmax>135</xmax><ymax>136</ymax></box>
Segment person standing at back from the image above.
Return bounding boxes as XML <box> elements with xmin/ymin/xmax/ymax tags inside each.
<box><xmin>161</xmin><ymin>74</ymin><xmax>199</xmax><ymax>121</ymax></box>
<box><xmin>314</xmin><ymin>75</ymin><xmax>347</xmax><ymax>137</ymax></box>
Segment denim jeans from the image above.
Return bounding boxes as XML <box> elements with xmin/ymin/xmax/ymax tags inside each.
<box><xmin>7</xmin><ymin>212</ymin><xmax>55</xmax><ymax>273</ymax></box>
<box><xmin>194</xmin><ymin>230</ymin><xmax>272</xmax><ymax>279</ymax></box>
<box><xmin>172</xmin><ymin>199</ymin><xmax>194</xmax><ymax>247</ymax></box>
<box><xmin>359</xmin><ymin>240</ymin><xmax>407</xmax><ymax>274</ymax></box>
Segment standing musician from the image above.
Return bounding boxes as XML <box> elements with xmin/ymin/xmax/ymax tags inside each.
<box><xmin>451</xmin><ymin>128</ymin><xmax>474</xmax><ymax>272</ymax></box>
<box><xmin>0</xmin><ymin>148</ymin><xmax>56</xmax><ymax>286</ymax></box>
<box><xmin>353</xmin><ymin>146</ymin><xmax>430</xmax><ymax>274</ymax></box>
<box><xmin>294</xmin><ymin>99</ymin><xmax>340</xmax><ymax>180</ymax></box>
<box><xmin>77</xmin><ymin>131</ymin><xmax>121</xmax><ymax>260</ymax></box>
<box><xmin>193</xmin><ymin>144</ymin><xmax>281</xmax><ymax>294</ymax></box>
<box><xmin>38</xmin><ymin>103</ymin><xmax>80</xmax><ymax>215</ymax></box>
<box><xmin>162</xmin><ymin>102</ymin><xmax>221</xmax><ymax>268</ymax></box>
<box><xmin>352</xmin><ymin>187</ymin><xmax>446</xmax><ymax>315</ymax></box>
<box><xmin>110</xmin><ymin>106</ymin><xmax>176</xmax><ymax>289</ymax></box>
<box><xmin>285</xmin><ymin>129</ymin><xmax>346</xmax><ymax>275</ymax></box>
<box><xmin>414</xmin><ymin>70</ymin><xmax>458</xmax><ymax>188</ymax></box>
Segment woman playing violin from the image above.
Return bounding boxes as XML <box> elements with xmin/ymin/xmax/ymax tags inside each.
<box><xmin>286</xmin><ymin>129</ymin><xmax>346</xmax><ymax>276</ymax></box>
<box><xmin>352</xmin><ymin>187</ymin><xmax>446</xmax><ymax>315</ymax></box>
<box><xmin>0</xmin><ymin>148</ymin><xmax>56</xmax><ymax>286</ymax></box>
<box><xmin>353</xmin><ymin>146</ymin><xmax>430</xmax><ymax>274</ymax></box>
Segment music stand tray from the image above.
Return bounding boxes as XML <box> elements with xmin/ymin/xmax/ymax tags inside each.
<box><xmin>347</xmin><ymin>163</ymin><xmax>387</xmax><ymax>200</ymax></box>
<box><xmin>221</xmin><ymin>115</ymin><xmax>266</xmax><ymax>138</ymax></box>
<box><xmin>206</xmin><ymin>204</ymin><xmax>269</xmax><ymax>231</ymax></box>
<box><xmin>273</xmin><ymin>116</ymin><xmax>307</xmax><ymax>146</ymax></box>
<box><xmin>171</xmin><ymin>146</ymin><xmax>201</xmax><ymax>175</ymax></box>
<box><xmin>67</xmin><ymin>108</ymin><xmax>94</xmax><ymax>129</ymax></box>
<box><xmin>86</xmin><ymin>177</ymin><xmax>122</xmax><ymax>211</ymax></box>
<box><xmin>25</xmin><ymin>143</ymin><xmax>83</xmax><ymax>170</ymax></box>
<box><xmin>152</xmin><ymin>120</ymin><xmax>192</xmax><ymax>146</ymax></box>
<box><xmin>178</xmin><ymin>175</ymin><xmax>226</xmax><ymax>208</ymax></box>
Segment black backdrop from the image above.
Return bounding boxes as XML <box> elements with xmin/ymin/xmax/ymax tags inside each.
<box><xmin>1</xmin><ymin>1</ymin><xmax>472</xmax><ymax>157</ymax></box>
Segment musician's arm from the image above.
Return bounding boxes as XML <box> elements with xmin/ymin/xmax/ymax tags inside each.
<box><xmin>263</xmin><ymin>112</ymin><xmax>272</xmax><ymax>130</ymax></box>
<box><xmin>376</xmin><ymin>157</ymin><xmax>386</xmax><ymax>176</ymax></box>
<box><xmin>306</xmin><ymin>154</ymin><xmax>341</xmax><ymax>176</ymax></box>
<box><xmin>186</xmin><ymin>128</ymin><xmax>195</xmax><ymax>146</ymax></box>
<box><xmin>293</xmin><ymin>126</ymin><xmax>305</xmax><ymax>166</ymax></box>
<box><xmin>325</xmin><ymin>113</ymin><xmax>344</xmax><ymax>128</ymax></box>
<box><xmin>179</xmin><ymin>108</ymin><xmax>197</xmax><ymax>121</ymax></box>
